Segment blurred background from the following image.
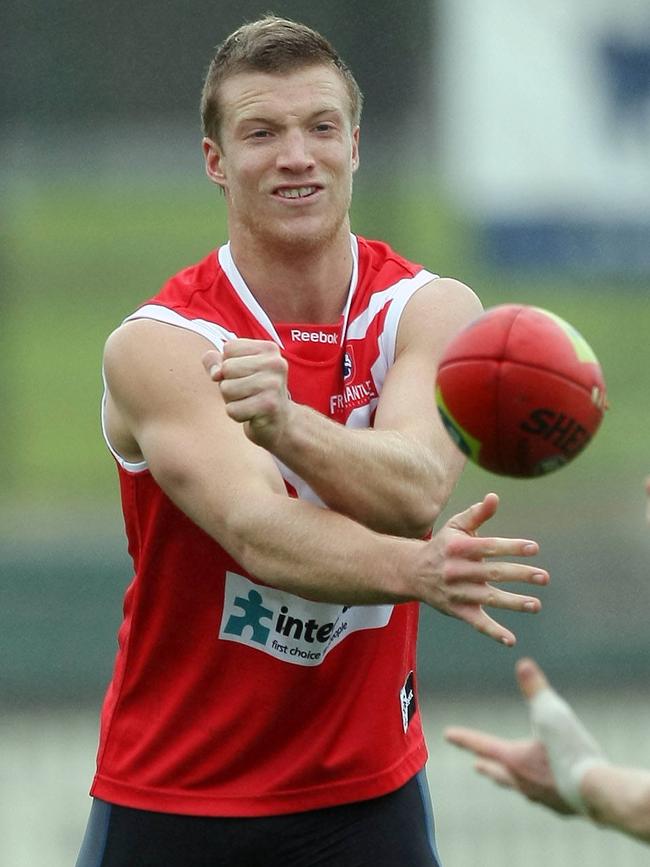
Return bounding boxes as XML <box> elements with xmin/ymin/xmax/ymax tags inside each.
<box><xmin>2</xmin><ymin>0</ymin><xmax>649</xmax><ymax>864</ymax></box>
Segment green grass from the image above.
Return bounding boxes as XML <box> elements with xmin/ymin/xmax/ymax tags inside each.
<box><xmin>4</xmin><ymin>177</ymin><xmax>649</xmax><ymax>506</ymax></box>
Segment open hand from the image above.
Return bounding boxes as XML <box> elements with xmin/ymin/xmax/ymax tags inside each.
<box><xmin>421</xmin><ymin>494</ymin><xmax>549</xmax><ymax>646</ymax></box>
<box><xmin>445</xmin><ymin>658</ymin><xmax>574</xmax><ymax>813</ymax></box>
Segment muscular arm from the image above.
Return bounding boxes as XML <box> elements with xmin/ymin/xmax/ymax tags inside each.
<box><xmin>103</xmin><ymin>319</ymin><xmax>546</xmax><ymax>642</ymax></box>
<box><xmin>207</xmin><ymin>278</ymin><xmax>482</xmax><ymax>537</ymax></box>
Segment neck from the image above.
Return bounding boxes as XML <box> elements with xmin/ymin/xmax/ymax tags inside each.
<box><xmin>228</xmin><ymin>225</ymin><xmax>354</xmax><ymax>323</ymax></box>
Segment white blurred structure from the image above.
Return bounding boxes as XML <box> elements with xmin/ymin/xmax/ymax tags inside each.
<box><xmin>437</xmin><ymin>0</ymin><xmax>650</xmax><ymax>272</ymax></box>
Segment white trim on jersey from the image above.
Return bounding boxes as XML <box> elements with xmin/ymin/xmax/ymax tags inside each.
<box><xmin>218</xmin><ymin>236</ymin><xmax>360</xmax><ymax>348</ymax></box>
<box><xmin>339</xmin><ymin>234</ymin><xmax>359</xmax><ymax>343</ymax></box>
<box><xmin>218</xmin><ymin>244</ymin><xmax>284</xmax><ymax>346</ymax></box>
<box><xmin>345</xmin><ymin>268</ymin><xmax>438</xmax><ymax>402</ymax></box>
<box><xmin>100</xmin><ymin>369</ymin><xmax>148</xmax><ymax>473</ymax></box>
<box><xmin>124</xmin><ymin>304</ymin><xmax>237</xmax><ymax>349</ymax></box>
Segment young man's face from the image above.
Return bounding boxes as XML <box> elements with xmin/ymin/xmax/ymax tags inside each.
<box><xmin>203</xmin><ymin>64</ymin><xmax>360</xmax><ymax>252</ymax></box>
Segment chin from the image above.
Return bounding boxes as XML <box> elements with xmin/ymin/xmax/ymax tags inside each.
<box><xmin>263</xmin><ymin>215</ymin><xmax>347</xmax><ymax>253</ymax></box>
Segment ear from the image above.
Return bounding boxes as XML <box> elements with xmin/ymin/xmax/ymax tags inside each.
<box><xmin>202</xmin><ymin>137</ymin><xmax>227</xmax><ymax>189</ymax></box>
<box><xmin>351</xmin><ymin>126</ymin><xmax>360</xmax><ymax>174</ymax></box>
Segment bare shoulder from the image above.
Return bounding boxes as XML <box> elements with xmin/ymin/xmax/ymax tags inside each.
<box><xmin>104</xmin><ymin>318</ymin><xmax>214</xmax><ymax>405</ymax></box>
<box><xmin>407</xmin><ymin>276</ymin><xmax>483</xmax><ymax>321</ymax></box>
<box><xmin>103</xmin><ymin>319</ymin><xmax>218</xmax><ymax>461</ymax></box>
<box><xmin>396</xmin><ymin>276</ymin><xmax>483</xmax><ymax>356</ymax></box>
<box><xmin>104</xmin><ymin>318</ymin><xmax>212</xmax><ymax>373</ymax></box>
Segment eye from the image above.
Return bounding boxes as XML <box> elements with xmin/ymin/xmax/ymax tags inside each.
<box><xmin>314</xmin><ymin>122</ymin><xmax>335</xmax><ymax>133</ymax></box>
<box><xmin>248</xmin><ymin>129</ymin><xmax>272</xmax><ymax>140</ymax></box>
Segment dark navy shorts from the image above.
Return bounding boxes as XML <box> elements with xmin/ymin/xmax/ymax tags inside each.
<box><xmin>75</xmin><ymin>769</ymin><xmax>442</xmax><ymax>866</ymax></box>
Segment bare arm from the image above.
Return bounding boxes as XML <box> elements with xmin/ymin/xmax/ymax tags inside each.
<box><xmin>205</xmin><ymin>278</ymin><xmax>482</xmax><ymax>537</ymax></box>
<box><xmin>103</xmin><ymin>319</ymin><xmax>546</xmax><ymax>642</ymax></box>
<box><xmin>582</xmin><ymin>765</ymin><xmax>650</xmax><ymax>841</ymax></box>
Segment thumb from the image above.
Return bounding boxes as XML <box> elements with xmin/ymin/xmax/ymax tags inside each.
<box><xmin>516</xmin><ymin>657</ymin><xmax>550</xmax><ymax>701</ymax></box>
<box><xmin>449</xmin><ymin>492</ymin><xmax>500</xmax><ymax>534</ymax></box>
<box><xmin>202</xmin><ymin>349</ymin><xmax>223</xmax><ymax>380</ymax></box>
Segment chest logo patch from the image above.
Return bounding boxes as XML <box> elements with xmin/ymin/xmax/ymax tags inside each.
<box><xmin>220</xmin><ymin>572</ymin><xmax>393</xmax><ymax>666</ymax></box>
<box><xmin>343</xmin><ymin>347</ymin><xmax>355</xmax><ymax>381</ymax></box>
<box><xmin>400</xmin><ymin>670</ymin><xmax>417</xmax><ymax>733</ymax></box>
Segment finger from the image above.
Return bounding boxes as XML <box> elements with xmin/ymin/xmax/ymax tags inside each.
<box><xmin>444</xmin><ymin>727</ymin><xmax>511</xmax><ymax>759</ymax></box>
<box><xmin>516</xmin><ymin>657</ymin><xmax>550</xmax><ymax>701</ymax></box>
<box><xmin>222</xmin><ymin>338</ymin><xmax>277</xmax><ymax>359</ymax></box>
<box><xmin>449</xmin><ymin>534</ymin><xmax>541</xmax><ymax>560</ymax></box>
<box><xmin>452</xmin><ymin>584</ymin><xmax>542</xmax><ymax>613</ymax></box>
<box><xmin>202</xmin><ymin>349</ymin><xmax>223</xmax><ymax>380</ymax></box>
<box><xmin>218</xmin><ymin>368</ymin><xmax>275</xmax><ymax>398</ymax></box>
<box><xmin>458</xmin><ymin>606</ymin><xmax>517</xmax><ymax>646</ymax></box>
<box><xmin>221</xmin><ymin>355</ymin><xmax>287</xmax><ymax>387</ymax></box>
<box><xmin>475</xmin><ymin>758</ymin><xmax>517</xmax><ymax>789</ymax></box>
<box><xmin>220</xmin><ymin>393</ymin><xmax>277</xmax><ymax>424</ymax></box>
<box><xmin>448</xmin><ymin>492</ymin><xmax>500</xmax><ymax>534</ymax></box>
<box><xmin>447</xmin><ymin>559</ymin><xmax>548</xmax><ymax>586</ymax></box>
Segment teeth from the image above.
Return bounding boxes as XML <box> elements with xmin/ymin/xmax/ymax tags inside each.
<box><xmin>278</xmin><ymin>187</ymin><xmax>316</xmax><ymax>198</ymax></box>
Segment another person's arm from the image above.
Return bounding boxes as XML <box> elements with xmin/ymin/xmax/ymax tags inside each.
<box><xmin>204</xmin><ymin>277</ymin><xmax>481</xmax><ymax>538</ymax></box>
<box><xmin>103</xmin><ymin>318</ymin><xmax>546</xmax><ymax>644</ymax></box>
<box><xmin>445</xmin><ymin>657</ymin><xmax>650</xmax><ymax>842</ymax></box>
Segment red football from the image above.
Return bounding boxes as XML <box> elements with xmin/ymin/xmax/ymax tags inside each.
<box><xmin>435</xmin><ymin>304</ymin><xmax>608</xmax><ymax>477</ymax></box>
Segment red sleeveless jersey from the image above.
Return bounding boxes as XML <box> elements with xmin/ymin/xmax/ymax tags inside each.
<box><xmin>93</xmin><ymin>235</ymin><xmax>437</xmax><ymax>816</ymax></box>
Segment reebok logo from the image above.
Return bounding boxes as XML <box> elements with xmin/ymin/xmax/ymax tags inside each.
<box><xmin>220</xmin><ymin>572</ymin><xmax>394</xmax><ymax>666</ymax></box>
<box><xmin>290</xmin><ymin>329</ymin><xmax>338</xmax><ymax>344</ymax></box>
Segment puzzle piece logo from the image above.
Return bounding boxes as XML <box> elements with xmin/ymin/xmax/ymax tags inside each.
<box><xmin>223</xmin><ymin>589</ymin><xmax>273</xmax><ymax>645</ymax></box>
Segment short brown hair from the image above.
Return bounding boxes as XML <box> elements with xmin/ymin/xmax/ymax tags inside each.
<box><xmin>200</xmin><ymin>16</ymin><xmax>363</xmax><ymax>143</ymax></box>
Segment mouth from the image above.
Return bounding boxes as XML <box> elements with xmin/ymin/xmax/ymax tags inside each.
<box><xmin>273</xmin><ymin>185</ymin><xmax>321</xmax><ymax>200</ymax></box>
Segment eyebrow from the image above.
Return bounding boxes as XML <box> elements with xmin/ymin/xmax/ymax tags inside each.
<box><xmin>235</xmin><ymin>105</ymin><xmax>345</xmax><ymax>128</ymax></box>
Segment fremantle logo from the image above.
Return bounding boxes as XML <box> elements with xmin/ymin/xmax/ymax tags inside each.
<box><xmin>329</xmin><ymin>379</ymin><xmax>377</xmax><ymax>414</ymax></box>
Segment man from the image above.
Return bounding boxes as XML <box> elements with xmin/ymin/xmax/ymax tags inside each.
<box><xmin>76</xmin><ymin>16</ymin><xmax>548</xmax><ymax>867</ymax></box>
<box><xmin>445</xmin><ymin>477</ymin><xmax>650</xmax><ymax>844</ymax></box>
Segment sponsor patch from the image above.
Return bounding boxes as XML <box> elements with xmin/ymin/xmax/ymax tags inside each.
<box><xmin>220</xmin><ymin>572</ymin><xmax>394</xmax><ymax>666</ymax></box>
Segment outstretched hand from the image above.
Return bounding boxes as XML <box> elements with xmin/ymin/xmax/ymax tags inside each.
<box><xmin>445</xmin><ymin>658</ymin><xmax>574</xmax><ymax>814</ymax></box>
<box><xmin>421</xmin><ymin>494</ymin><xmax>549</xmax><ymax>646</ymax></box>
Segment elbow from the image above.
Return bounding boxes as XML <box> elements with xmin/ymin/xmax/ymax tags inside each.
<box><xmin>404</xmin><ymin>505</ymin><xmax>438</xmax><ymax>540</ymax></box>
<box><xmin>408</xmin><ymin>474</ymin><xmax>450</xmax><ymax>538</ymax></box>
<box><xmin>386</xmin><ymin>496</ymin><xmax>441</xmax><ymax>540</ymax></box>
<box><xmin>220</xmin><ymin>501</ymin><xmax>277</xmax><ymax>582</ymax></box>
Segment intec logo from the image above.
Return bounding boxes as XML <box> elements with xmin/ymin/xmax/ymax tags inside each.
<box><xmin>220</xmin><ymin>572</ymin><xmax>393</xmax><ymax>666</ymax></box>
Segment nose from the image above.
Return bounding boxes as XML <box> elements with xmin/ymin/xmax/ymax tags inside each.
<box><xmin>276</xmin><ymin>129</ymin><xmax>315</xmax><ymax>173</ymax></box>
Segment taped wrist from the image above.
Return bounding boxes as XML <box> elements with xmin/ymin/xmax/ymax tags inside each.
<box><xmin>529</xmin><ymin>686</ymin><xmax>608</xmax><ymax>814</ymax></box>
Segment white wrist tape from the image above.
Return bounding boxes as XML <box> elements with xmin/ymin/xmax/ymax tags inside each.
<box><xmin>529</xmin><ymin>686</ymin><xmax>608</xmax><ymax>814</ymax></box>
